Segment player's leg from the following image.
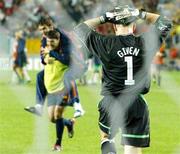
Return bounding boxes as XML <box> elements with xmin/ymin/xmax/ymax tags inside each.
<box><xmin>13</xmin><ymin>65</ymin><xmax>24</xmax><ymax>83</ymax></box>
<box><xmin>124</xmin><ymin>145</ymin><xmax>142</xmax><ymax>154</ymax></box>
<box><xmin>69</xmin><ymin>80</ymin><xmax>85</xmax><ymax>118</ymax></box>
<box><xmin>64</xmin><ymin>118</ymin><xmax>75</xmax><ymax>138</ymax></box>
<box><xmin>36</xmin><ymin>70</ymin><xmax>47</xmax><ymax>105</ymax></box>
<box><xmin>151</xmin><ymin>64</ymin><xmax>156</xmax><ymax>83</ymax></box>
<box><xmin>62</xmin><ymin>94</ymin><xmax>75</xmax><ymax>138</ymax></box>
<box><xmin>157</xmin><ymin>65</ymin><xmax>161</xmax><ymax>86</ymax></box>
<box><xmin>47</xmin><ymin>93</ymin><xmax>64</xmax><ymax>152</ymax></box>
<box><xmin>13</xmin><ymin>65</ymin><xmax>20</xmax><ymax>82</ymax></box>
<box><xmin>122</xmin><ymin>95</ymin><xmax>150</xmax><ymax>154</ymax></box>
<box><xmin>100</xmin><ymin>131</ymin><xmax>116</xmax><ymax>154</ymax></box>
<box><xmin>48</xmin><ymin>105</ymin><xmax>56</xmax><ymax>123</ymax></box>
<box><xmin>93</xmin><ymin>64</ymin><xmax>100</xmax><ymax>84</ymax></box>
<box><xmin>47</xmin><ymin>105</ymin><xmax>63</xmax><ymax>151</ymax></box>
<box><xmin>18</xmin><ymin>56</ymin><xmax>25</xmax><ymax>83</ymax></box>
<box><xmin>13</xmin><ymin>57</ymin><xmax>24</xmax><ymax>83</ymax></box>
<box><xmin>23</xmin><ymin>66</ymin><xmax>31</xmax><ymax>83</ymax></box>
<box><xmin>49</xmin><ymin>92</ymin><xmax>75</xmax><ymax>151</ymax></box>
<box><xmin>79</xmin><ymin>73</ymin><xmax>87</xmax><ymax>85</ymax></box>
<box><xmin>54</xmin><ymin>104</ymin><xmax>75</xmax><ymax>138</ymax></box>
<box><xmin>18</xmin><ymin>67</ymin><xmax>24</xmax><ymax>82</ymax></box>
<box><xmin>87</xmin><ymin>58</ymin><xmax>94</xmax><ymax>84</ymax></box>
<box><xmin>98</xmin><ymin>96</ymin><xmax>117</xmax><ymax>154</ymax></box>
<box><xmin>24</xmin><ymin>70</ymin><xmax>46</xmax><ymax>116</ymax></box>
<box><xmin>53</xmin><ymin>105</ymin><xmax>65</xmax><ymax>151</ymax></box>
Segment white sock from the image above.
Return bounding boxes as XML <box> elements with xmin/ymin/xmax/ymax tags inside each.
<box><xmin>74</xmin><ymin>102</ymin><xmax>83</xmax><ymax>111</ymax></box>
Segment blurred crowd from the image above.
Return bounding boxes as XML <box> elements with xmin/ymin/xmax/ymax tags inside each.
<box><xmin>0</xmin><ymin>0</ymin><xmax>25</xmax><ymax>24</ymax></box>
<box><xmin>60</xmin><ymin>0</ymin><xmax>99</xmax><ymax>23</ymax></box>
<box><xmin>0</xmin><ymin>0</ymin><xmax>179</xmax><ymax>85</ymax></box>
<box><xmin>1</xmin><ymin>0</ymin><xmax>179</xmax><ymax>35</ymax></box>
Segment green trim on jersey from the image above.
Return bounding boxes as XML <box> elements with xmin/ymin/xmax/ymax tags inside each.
<box><xmin>44</xmin><ymin>55</ymin><xmax>68</xmax><ymax>93</ymax></box>
<box><xmin>122</xmin><ymin>134</ymin><xmax>149</xmax><ymax>139</ymax></box>
<box><xmin>99</xmin><ymin>122</ymin><xmax>110</xmax><ymax>130</ymax></box>
<box><xmin>140</xmin><ymin>94</ymin><xmax>148</xmax><ymax>105</ymax></box>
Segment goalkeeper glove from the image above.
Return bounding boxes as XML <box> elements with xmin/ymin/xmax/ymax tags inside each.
<box><xmin>100</xmin><ymin>5</ymin><xmax>146</xmax><ymax>24</ymax></box>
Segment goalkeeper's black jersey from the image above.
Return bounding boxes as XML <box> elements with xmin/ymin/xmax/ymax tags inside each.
<box><xmin>75</xmin><ymin>23</ymin><xmax>160</xmax><ymax>95</ymax></box>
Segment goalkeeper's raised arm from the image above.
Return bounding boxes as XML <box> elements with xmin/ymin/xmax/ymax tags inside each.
<box><xmin>83</xmin><ymin>5</ymin><xmax>172</xmax><ymax>38</ymax></box>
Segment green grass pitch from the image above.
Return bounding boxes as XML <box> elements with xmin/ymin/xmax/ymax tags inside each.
<box><xmin>0</xmin><ymin>70</ymin><xmax>180</xmax><ymax>154</ymax></box>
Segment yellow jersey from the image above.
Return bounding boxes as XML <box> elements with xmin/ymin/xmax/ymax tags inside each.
<box><xmin>44</xmin><ymin>55</ymin><xmax>68</xmax><ymax>94</ymax></box>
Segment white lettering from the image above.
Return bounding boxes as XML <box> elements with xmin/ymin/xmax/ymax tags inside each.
<box><xmin>133</xmin><ymin>48</ymin><xmax>140</xmax><ymax>56</ymax></box>
<box><xmin>126</xmin><ymin>47</ymin><xmax>130</xmax><ymax>55</ymax></box>
<box><xmin>117</xmin><ymin>47</ymin><xmax>140</xmax><ymax>58</ymax></box>
<box><xmin>117</xmin><ymin>50</ymin><xmax>124</xmax><ymax>57</ymax></box>
<box><xmin>129</xmin><ymin>47</ymin><xmax>133</xmax><ymax>54</ymax></box>
<box><xmin>122</xmin><ymin>48</ymin><xmax>127</xmax><ymax>56</ymax></box>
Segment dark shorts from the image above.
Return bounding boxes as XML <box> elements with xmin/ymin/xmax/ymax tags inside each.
<box><xmin>98</xmin><ymin>94</ymin><xmax>150</xmax><ymax>147</ymax></box>
<box><xmin>47</xmin><ymin>92</ymin><xmax>68</xmax><ymax>107</ymax></box>
<box><xmin>14</xmin><ymin>52</ymin><xmax>27</xmax><ymax>67</ymax></box>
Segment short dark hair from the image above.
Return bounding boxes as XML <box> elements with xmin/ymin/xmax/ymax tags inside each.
<box><xmin>38</xmin><ymin>16</ymin><xmax>53</xmax><ymax>26</ymax></box>
<box><xmin>46</xmin><ymin>30</ymin><xmax>60</xmax><ymax>39</ymax></box>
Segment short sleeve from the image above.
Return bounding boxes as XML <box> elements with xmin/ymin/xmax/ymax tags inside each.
<box><xmin>74</xmin><ymin>23</ymin><xmax>92</xmax><ymax>44</ymax></box>
<box><xmin>74</xmin><ymin>23</ymin><xmax>109</xmax><ymax>57</ymax></box>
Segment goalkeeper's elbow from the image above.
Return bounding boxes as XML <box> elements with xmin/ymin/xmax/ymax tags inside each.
<box><xmin>155</xmin><ymin>16</ymin><xmax>173</xmax><ymax>38</ymax></box>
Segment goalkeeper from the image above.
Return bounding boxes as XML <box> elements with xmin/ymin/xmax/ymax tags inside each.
<box><xmin>74</xmin><ymin>5</ymin><xmax>172</xmax><ymax>154</ymax></box>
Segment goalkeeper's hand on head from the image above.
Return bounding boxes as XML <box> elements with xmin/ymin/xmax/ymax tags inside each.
<box><xmin>100</xmin><ymin>5</ymin><xmax>146</xmax><ymax>24</ymax></box>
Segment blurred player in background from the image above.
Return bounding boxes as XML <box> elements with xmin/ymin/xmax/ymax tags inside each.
<box><xmin>25</xmin><ymin>17</ymin><xmax>85</xmax><ymax>118</ymax></box>
<box><xmin>75</xmin><ymin>5</ymin><xmax>172</xmax><ymax>154</ymax></box>
<box><xmin>22</xmin><ymin>48</ymin><xmax>31</xmax><ymax>83</ymax></box>
<box><xmin>152</xmin><ymin>43</ymin><xmax>166</xmax><ymax>86</ymax></box>
<box><xmin>92</xmin><ymin>55</ymin><xmax>101</xmax><ymax>84</ymax></box>
<box><xmin>87</xmin><ymin>55</ymin><xmax>102</xmax><ymax>85</ymax></box>
<box><xmin>12</xmin><ymin>30</ymin><xmax>28</xmax><ymax>84</ymax></box>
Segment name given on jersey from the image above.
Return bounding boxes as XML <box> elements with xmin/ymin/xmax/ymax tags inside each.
<box><xmin>117</xmin><ymin>47</ymin><xmax>140</xmax><ymax>86</ymax></box>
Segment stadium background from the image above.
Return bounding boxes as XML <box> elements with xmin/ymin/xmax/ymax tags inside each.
<box><xmin>0</xmin><ymin>0</ymin><xmax>180</xmax><ymax>71</ymax></box>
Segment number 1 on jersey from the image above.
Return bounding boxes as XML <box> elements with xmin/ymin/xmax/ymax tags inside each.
<box><xmin>125</xmin><ymin>56</ymin><xmax>135</xmax><ymax>85</ymax></box>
